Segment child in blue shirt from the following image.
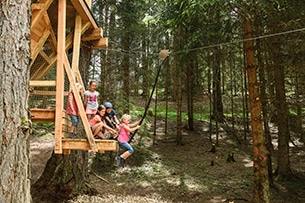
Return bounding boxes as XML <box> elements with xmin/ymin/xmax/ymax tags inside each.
<box><xmin>104</xmin><ymin>102</ymin><xmax>120</xmax><ymax>130</ymax></box>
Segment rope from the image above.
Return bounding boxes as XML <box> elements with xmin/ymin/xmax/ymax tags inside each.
<box><xmin>128</xmin><ymin>56</ymin><xmax>168</xmax><ymax>143</ymax></box>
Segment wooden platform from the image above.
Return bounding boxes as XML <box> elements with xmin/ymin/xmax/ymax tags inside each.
<box><xmin>30</xmin><ymin>108</ymin><xmax>118</xmax><ymax>154</ymax></box>
<box><xmin>61</xmin><ymin>139</ymin><xmax>118</xmax><ymax>154</ymax></box>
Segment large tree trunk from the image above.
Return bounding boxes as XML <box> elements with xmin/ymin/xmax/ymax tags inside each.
<box><xmin>31</xmin><ymin>151</ymin><xmax>93</xmax><ymax>203</ymax></box>
<box><xmin>0</xmin><ymin>1</ymin><xmax>31</xmax><ymax>202</ymax></box>
<box><xmin>243</xmin><ymin>17</ymin><xmax>270</xmax><ymax>203</ymax></box>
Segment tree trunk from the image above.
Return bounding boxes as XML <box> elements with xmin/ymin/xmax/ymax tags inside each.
<box><xmin>186</xmin><ymin>51</ymin><xmax>196</xmax><ymax>131</ymax></box>
<box><xmin>257</xmin><ymin>48</ymin><xmax>274</xmax><ymax>186</ymax></box>
<box><xmin>212</xmin><ymin>47</ymin><xmax>224</xmax><ymax>122</ymax></box>
<box><xmin>31</xmin><ymin>151</ymin><xmax>93</xmax><ymax>203</ymax></box>
<box><xmin>175</xmin><ymin>25</ymin><xmax>183</xmax><ymax>146</ymax></box>
<box><xmin>0</xmin><ymin>1</ymin><xmax>31</xmax><ymax>202</ymax></box>
<box><xmin>273</xmin><ymin>41</ymin><xmax>291</xmax><ymax>179</ymax></box>
<box><xmin>243</xmin><ymin>17</ymin><xmax>270</xmax><ymax>203</ymax></box>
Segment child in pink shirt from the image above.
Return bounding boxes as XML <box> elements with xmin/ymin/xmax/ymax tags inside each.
<box><xmin>116</xmin><ymin>114</ymin><xmax>141</xmax><ymax>168</ymax></box>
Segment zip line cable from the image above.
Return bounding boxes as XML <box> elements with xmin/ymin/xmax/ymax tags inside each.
<box><xmin>101</xmin><ymin>27</ymin><xmax>305</xmax><ymax>56</ymax></box>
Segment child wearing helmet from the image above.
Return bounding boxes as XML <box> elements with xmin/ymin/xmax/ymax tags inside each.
<box><xmin>104</xmin><ymin>102</ymin><xmax>120</xmax><ymax>131</ymax></box>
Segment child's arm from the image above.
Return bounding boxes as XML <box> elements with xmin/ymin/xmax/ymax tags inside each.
<box><xmin>113</xmin><ymin>115</ymin><xmax>120</xmax><ymax>129</ymax></box>
<box><xmin>122</xmin><ymin>123</ymin><xmax>141</xmax><ymax>132</ymax></box>
<box><xmin>103</xmin><ymin>121</ymin><xmax>118</xmax><ymax>135</ymax></box>
<box><xmin>105</xmin><ymin>116</ymin><xmax>113</xmax><ymax>127</ymax></box>
<box><xmin>114</xmin><ymin>115</ymin><xmax>120</xmax><ymax>125</ymax></box>
<box><xmin>83</xmin><ymin>94</ymin><xmax>87</xmax><ymax>108</ymax></box>
<box><xmin>68</xmin><ymin>93</ymin><xmax>76</xmax><ymax>114</ymax></box>
<box><xmin>129</xmin><ymin>119</ymin><xmax>141</xmax><ymax>128</ymax></box>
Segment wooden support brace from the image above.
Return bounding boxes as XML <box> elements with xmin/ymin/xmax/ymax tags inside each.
<box><xmin>63</xmin><ymin>54</ymin><xmax>98</xmax><ymax>152</ymax></box>
<box><xmin>91</xmin><ymin>38</ymin><xmax>108</xmax><ymax>49</ymax></box>
<box><xmin>82</xmin><ymin>28</ymin><xmax>103</xmax><ymax>41</ymax></box>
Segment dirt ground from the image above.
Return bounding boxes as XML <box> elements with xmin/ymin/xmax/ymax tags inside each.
<box><xmin>30</xmin><ymin>121</ymin><xmax>305</xmax><ymax>203</ymax></box>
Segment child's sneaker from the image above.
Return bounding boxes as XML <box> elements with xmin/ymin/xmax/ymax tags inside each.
<box><xmin>119</xmin><ymin>157</ymin><xmax>125</xmax><ymax>168</ymax></box>
<box><xmin>116</xmin><ymin>156</ymin><xmax>121</xmax><ymax>166</ymax></box>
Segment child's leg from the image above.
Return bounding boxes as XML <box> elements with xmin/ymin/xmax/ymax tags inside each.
<box><xmin>92</xmin><ymin>123</ymin><xmax>103</xmax><ymax>136</ymax></box>
<box><xmin>121</xmin><ymin>151</ymin><xmax>132</xmax><ymax>159</ymax></box>
<box><xmin>96</xmin><ymin>131</ymin><xmax>106</xmax><ymax>139</ymax></box>
<box><xmin>119</xmin><ymin>142</ymin><xmax>134</xmax><ymax>159</ymax></box>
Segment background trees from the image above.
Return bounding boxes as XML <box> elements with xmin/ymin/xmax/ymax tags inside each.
<box><xmin>89</xmin><ymin>0</ymin><xmax>305</xmax><ymax>201</ymax></box>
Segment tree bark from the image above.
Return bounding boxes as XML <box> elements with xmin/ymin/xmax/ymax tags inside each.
<box><xmin>243</xmin><ymin>17</ymin><xmax>270</xmax><ymax>203</ymax></box>
<box><xmin>0</xmin><ymin>1</ymin><xmax>31</xmax><ymax>202</ymax></box>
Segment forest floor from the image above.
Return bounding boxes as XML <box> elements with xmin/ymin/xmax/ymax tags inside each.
<box><xmin>30</xmin><ymin>120</ymin><xmax>305</xmax><ymax>203</ymax></box>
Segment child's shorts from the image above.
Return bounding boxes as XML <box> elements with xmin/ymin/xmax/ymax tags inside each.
<box><xmin>69</xmin><ymin>114</ymin><xmax>79</xmax><ymax>126</ymax></box>
<box><xmin>86</xmin><ymin>108</ymin><xmax>97</xmax><ymax>115</ymax></box>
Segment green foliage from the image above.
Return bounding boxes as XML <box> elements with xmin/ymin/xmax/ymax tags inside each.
<box><xmin>33</xmin><ymin>122</ymin><xmax>54</xmax><ymax>128</ymax></box>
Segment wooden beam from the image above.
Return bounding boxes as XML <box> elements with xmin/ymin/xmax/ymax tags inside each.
<box><xmin>91</xmin><ymin>38</ymin><xmax>108</xmax><ymax>49</ymax></box>
<box><xmin>30</xmin><ymin>90</ymin><xmax>69</xmax><ymax>96</ymax></box>
<box><xmin>31</xmin><ymin>0</ymin><xmax>53</xmax><ymax>29</ymax></box>
<box><xmin>62</xmin><ymin>139</ymin><xmax>118</xmax><ymax>152</ymax></box>
<box><xmin>82</xmin><ymin>28</ymin><xmax>103</xmax><ymax>41</ymax></box>
<box><xmin>30</xmin><ymin>80</ymin><xmax>56</xmax><ymax>87</ymax></box>
<box><xmin>70</xmin><ymin>0</ymin><xmax>98</xmax><ymax>29</ymax></box>
<box><xmin>72</xmin><ymin>15</ymin><xmax>82</xmax><ymax>80</ymax></box>
<box><xmin>30</xmin><ymin>108</ymin><xmax>55</xmax><ymax>122</ymax></box>
<box><xmin>39</xmin><ymin>50</ymin><xmax>52</xmax><ymax>64</ymax></box>
<box><xmin>54</xmin><ymin>0</ymin><xmax>66</xmax><ymax>154</ymax></box>
<box><xmin>63</xmin><ymin>54</ymin><xmax>98</xmax><ymax>152</ymax></box>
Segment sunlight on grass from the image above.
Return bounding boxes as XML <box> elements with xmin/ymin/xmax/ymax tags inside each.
<box><xmin>242</xmin><ymin>157</ymin><xmax>253</xmax><ymax>168</ymax></box>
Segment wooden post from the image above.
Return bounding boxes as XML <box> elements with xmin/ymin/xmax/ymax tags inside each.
<box><xmin>54</xmin><ymin>0</ymin><xmax>66</xmax><ymax>154</ymax></box>
<box><xmin>72</xmin><ymin>15</ymin><xmax>82</xmax><ymax>80</ymax></box>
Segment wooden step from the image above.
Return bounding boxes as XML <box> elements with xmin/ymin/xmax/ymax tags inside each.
<box><xmin>60</xmin><ymin>139</ymin><xmax>118</xmax><ymax>154</ymax></box>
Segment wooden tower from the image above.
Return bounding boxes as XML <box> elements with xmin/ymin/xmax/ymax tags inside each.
<box><xmin>29</xmin><ymin>0</ymin><xmax>118</xmax><ymax>154</ymax></box>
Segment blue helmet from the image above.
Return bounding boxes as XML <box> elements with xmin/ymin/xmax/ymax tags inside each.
<box><xmin>104</xmin><ymin>102</ymin><xmax>113</xmax><ymax>109</ymax></box>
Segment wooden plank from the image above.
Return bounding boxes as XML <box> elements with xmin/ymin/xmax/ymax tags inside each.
<box><xmin>30</xmin><ymin>90</ymin><xmax>69</xmax><ymax>96</ymax></box>
<box><xmin>70</xmin><ymin>0</ymin><xmax>98</xmax><ymax>29</ymax></box>
<box><xmin>82</xmin><ymin>28</ymin><xmax>103</xmax><ymax>41</ymax></box>
<box><xmin>62</xmin><ymin>139</ymin><xmax>118</xmax><ymax>152</ymax></box>
<box><xmin>29</xmin><ymin>80</ymin><xmax>56</xmax><ymax>87</ymax></box>
<box><xmin>72</xmin><ymin>15</ymin><xmax>82</xmax><ymax>79</ymax></box>
<box><xmin>32</xmin><ymin>3</ymin><xmax>45</xmax><ymax>10</ymax></box>
<box><xmin>91</xmin><ymin>38</ymin><xmax>108</xmax><ymax>49</ymax></box>
<box><xmin>30</xmin><ymin>108</ymin><xmax>55</xmax><ymax>122</ymax></box>
<box><xmin>54</xmin><ymin>0</ymin><xmax>66</xmax><ymax>154</ymax></box>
